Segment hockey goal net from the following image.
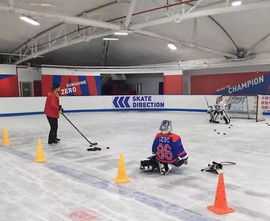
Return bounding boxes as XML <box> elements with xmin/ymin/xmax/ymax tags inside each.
<box><xmin>223</xmin><ymin>95</ymin><xmax>265</xmax><ymax>122</ymax></box>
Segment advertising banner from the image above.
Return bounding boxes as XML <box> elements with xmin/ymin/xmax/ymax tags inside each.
<box><xmin>0</xmin><ymin>75</ymin><xmax>19</xmax><ymax>97</ymax></box>
<box><xmin>42</xmin><ymin>74</ymin><xmax>101</xmax><ymax>96</ymax></box>
<box><xmin>191</xmin><ymin>72</ymin><xmax>270</xmax><ymax>95</ymax></box>
<box><xmin>112</xmin><ymin>95</ymin><xmax>165</xmax><ymax>109</ymax></box>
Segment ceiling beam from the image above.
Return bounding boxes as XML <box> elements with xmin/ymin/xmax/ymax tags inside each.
<box><xmin>172</xmin><ymin>0</ymin><xmax>205</xmax><ymax>24</ymax></box>
<box><xmin>207</xmin><ymin>15</ymin><xmax>239</xmax><ymax>51</ymax></box>
<box><xmin>184</xmin><ymin>1</ymin><xmax>240</xmax><ymax>51</ymax></box>
<box><xmin>247</xmin><ymin>32</ymin><xmax>270</xmax><ymax>55</ymax></box>
<box><xmin>131</xmin><ymin>1</ymin><xmax>270</xmax><ymax>30</ymax></box>
<box><xmin>13</xmin><ymin>1</ymin><xmax>118</xmax><ymax>52</ymax></box>
<box><xmin>134</xmin><ymin>30</ymin><xmax>237</xmax><ymax>58</ymax></box>
<box><xmin>0</xmin><ymin>5</ymin><xmax>121</xmax><ymax>30</ymax></box>
<box><xmin>125</xmin><ymin>0</ymin><xmax>137</xmax><ymax>28</ymax></box>
<box><xmin>38</xmin><ymin>54</ymin><xmax>270</xmax><ymax>72</ymax></box>
<box><xmin>179</xmin><ymin>55</ymin><xmax>270</xmax><ymax>71</ymax></box>
<box><xmin>8</xmin><ymin>0</ymin><xmax>14</xmax><ymax>8</ymax></box>
<box><xmin>0</xmin><ymin>52</ymin><xmax>31</xmax><ymax>57</ymax></box>
<box><xmin>15</xmin><ymin>31</ymin><xmax>114</xmax><ymax>64</ymax></box>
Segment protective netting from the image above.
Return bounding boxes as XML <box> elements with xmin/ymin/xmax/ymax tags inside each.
<box><xmin>222</xmin><ymin>95</ymin><xmax>265</xmax><ymax>122</ymax></box>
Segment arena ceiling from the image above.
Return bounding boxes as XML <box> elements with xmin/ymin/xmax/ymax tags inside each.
<box><xmin>0</xmin><ymin>0</ymin><xmax>270</xmax><ymax>68</ymax></box>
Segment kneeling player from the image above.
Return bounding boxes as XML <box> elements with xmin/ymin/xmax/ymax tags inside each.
<box><xmin>140</xmin><ymin>120</ymin><xmax>188</xmax><ymax>175</ymax></box>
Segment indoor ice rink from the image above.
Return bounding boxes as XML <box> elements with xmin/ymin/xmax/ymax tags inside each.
<box><xmin>1</xmin><ymin>1</ymin><xmax>270</xmax><ymax>221</ymax></box>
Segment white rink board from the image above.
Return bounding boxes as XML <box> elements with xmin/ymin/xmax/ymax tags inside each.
<box><xmin>0</xmin><ymin>96</ymin><xmax>219</xmax><ymax>116</ymax></box>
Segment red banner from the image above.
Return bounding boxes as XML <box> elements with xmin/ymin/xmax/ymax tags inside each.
<box><xmin>164</xmin><ymin>74</ymin><xmax>183</xmax><ymax>95</ymax></box>
<box><xmin>42</xmin><ymin>74</ymin><xmax>101</xmax><ymax>96</ymax></box>
<box><xmin>0</xmin><ymin>75</ymin><xmax>19</xmax><ymax>97</ymax></box>
<box><xmin>191</xmin><ymin>72</ymin><xmax>270</xmax><ymax>95</ymax></box>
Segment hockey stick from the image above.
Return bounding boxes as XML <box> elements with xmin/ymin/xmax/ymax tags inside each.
<box><xmin>219</xmin><ymin>161</ymin><xmax>236</xmax><ymax>166</ymax></box>
<box><xmin>61</xmin><ymin>112</ymin><xmax>98</xmax><ymax>147</ymax></box>
<box><xmin>204</xmin><ymin>96</ymin><xmax>210</xmax><ymax>108</ymax></box>
<box><xmin>201</xmin><ymin>161</ymin><xmax>236</xmax><ymax>173</ymax></box>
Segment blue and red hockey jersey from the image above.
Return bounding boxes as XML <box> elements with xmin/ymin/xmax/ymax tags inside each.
<box><xmin>152</xmin><ymin>133</ymin><xmax>188</xmax><ymax>163</ymax></box>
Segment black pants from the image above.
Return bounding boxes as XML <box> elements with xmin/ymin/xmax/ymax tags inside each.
<box><xmin>47</xmin><ymin>116</ymin><xmax>58</xmax><ymax>143</ymax></box>
<box><xmin>161</xmin><ymin>157</ymin><xmax>187</xmax><ymax>169</ymax></box>
<box><xmin>173</xmin><ymin>157</ymin><xmax>187</xmax><ymax>167</ymax></box>
<box><xmin>154</xmin><ymin>155</ymin><xmax>187</xmax><ymax>168</ymax></box>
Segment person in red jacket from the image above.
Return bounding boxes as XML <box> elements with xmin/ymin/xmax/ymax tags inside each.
<box><xmin>44</xmin><ymin>83</ymin><xmax>62</xmax><ymax>144</ymax></box>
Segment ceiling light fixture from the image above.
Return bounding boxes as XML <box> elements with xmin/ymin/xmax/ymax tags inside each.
<box><xmin>168</xmin><ymin>43</ymin><xmax>177</xmax><ymax>51</ymax></box>
<box><xmin>114</xmin><ymin>31</ymin><xmax>129</xmax><ymax>36</ymax></box>
<box><xmin>19</xmin><ymin>15</ymin><xmax>40</xmax><ymax>26</ymax></box>
<box><xmin>103</xmin><ymin>37</ymin><xmax>119</xmax><ymax>41</ymax></box>
<box><xmin>30</xmin><ymin>3</ymin><xmax>55</xmax><ymax>7</ymax></box>
<box><xmin>231</xmin><ymin>0</ymin><xmax>242</xmax><ymax>7</ymax></box>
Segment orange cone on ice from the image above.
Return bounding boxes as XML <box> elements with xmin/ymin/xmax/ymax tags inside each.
<box><xmin>2</xmin><ymin>128</ymin><xmax>10</xmax><ymax>145</ymax></box>
<box><xmin>115</xmin><ymin>153</ymin><xmax>130</xmax><ymax>184</ymax></box>
<box><xmin>208</xmin><ymin>173</ymin><xmax>235</xmax><ymax>215</ymax></box>
<box><xmin>34</xmin><ymin>139</ymin><xmax>47</xmax><ymax>163</ymax></box>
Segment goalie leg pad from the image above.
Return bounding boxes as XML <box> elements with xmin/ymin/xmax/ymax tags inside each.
<box><xmin>222</xmin><ymin>111</ymin><xmax>231</xmax><ymax>124</ymax></box>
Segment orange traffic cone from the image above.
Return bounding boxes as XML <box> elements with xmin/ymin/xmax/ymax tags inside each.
<box><xmin>2</xmin><ymin>128</ymin><xmax>10</xmax><ymax>146</ymax></box>
<box><xmin>34</xmin><ymin>139</ymin><xmax>47</xmax><ymax>163</ymax></box>
<box><xmin>208</xmin><ymin>173</ymin><xmax>235</xmax><ymax>215</ymax></box>
<box><xmin>114</xmin><ymin>153</ymin><xmax>130</xmax><ymax>184</ymax></box>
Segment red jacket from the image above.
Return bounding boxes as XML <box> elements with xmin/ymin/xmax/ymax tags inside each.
<box><xmin>44</xmin><ymin>92</ymin><xmax>60</xmax><ymax>118</ymax></box>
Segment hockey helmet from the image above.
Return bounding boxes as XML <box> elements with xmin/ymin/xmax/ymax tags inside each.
<box><xmin>159</xmin><ymin>120</ymin><xmax>172</xmax><ymax>133</ymax></box>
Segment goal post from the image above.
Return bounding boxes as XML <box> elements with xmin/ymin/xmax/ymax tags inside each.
<box><xmin>256</xmin><ymin>95</ymin><xmax>265</xmax><ymax>122</ymax></box>
<box><xmin>222</xmin><ymin>95</ymin><xmax>265</xmax><ymax>122</ymax></box>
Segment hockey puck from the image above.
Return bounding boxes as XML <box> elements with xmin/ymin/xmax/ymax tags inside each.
<box><xmin>217</xmin><ymin>132</ymin><xmax>221</xmax><ymax>135</ymax></box>
<box><xmin>214</xmin><ymin>129</ymin><xmax>217</xmax><ymax>132</ymax></box>
<box><xmin>106</xmin><ymin>147</ymin><xmax>110</xmax><ymax>149</ymax></box>
<box><xmin>87</xmin><ymin>147</ymin><xmax>102</xmax><ymax>151</ymax></box>
<box><xmin>223</xmin><ymin>133</ymin><xmax>227</xmax><ymax>135</ymax></box>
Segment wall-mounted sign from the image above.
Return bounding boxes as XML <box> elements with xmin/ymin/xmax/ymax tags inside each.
<box><xmin>113</xmin><ymin>96</ymin><xmax>165</xmax><ymax>109</ymax></box>
<box><xmin>191</xmin><ymin>72</ymin><xmax>270</xmax><ymax>95</ymax></box>
<box><xmin>42</xmin><ymin>74</ymin><xmax>101</xmax><ymax>96</ymax></box>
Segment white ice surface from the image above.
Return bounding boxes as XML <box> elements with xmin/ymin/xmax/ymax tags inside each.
<box><xmin>1</xmin><ymin>111</ymin><xmax>270</xmax><ymax>221</ymax></box>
